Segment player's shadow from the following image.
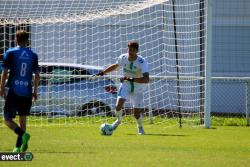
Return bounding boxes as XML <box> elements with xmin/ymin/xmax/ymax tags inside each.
<box><xmin>127</xmin><ymin>133</ymin><xmax>187</xmax><ymax>137</ymax></box>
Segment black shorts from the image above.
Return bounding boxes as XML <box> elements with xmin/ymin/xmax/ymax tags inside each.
<box><xmin>4</xmin><ymin>90</ymin><xmax>32</xmax><ymax>120</ymax></box>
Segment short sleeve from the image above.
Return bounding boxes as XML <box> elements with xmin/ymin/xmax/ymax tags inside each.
<box><xmin>116</xmin><ymin>54</ymin><xmax>125</xmax><ymax>67</ymax></box>
<box><xmin>140</xmin><ymin>58</ymin><xmax>149</xmax><ymax>74</ymax></box>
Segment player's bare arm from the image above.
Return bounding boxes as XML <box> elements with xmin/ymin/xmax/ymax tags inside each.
<box><xmin>134</xmin><ymin>72</ymin><xmax>149</xmax><ymax>83</ymax></box>
<box><xmin>33</xmin><ymin>73</ymin><xmax>40</xmax><ymax>101</ymax></box>
<box><xmin>96</xmin><ymin>63</ymin><xmax>119</xmax><ymax>76</ymax></box>
<box><xmin>121</xmin><ymin>72</ymin><xmax>149</xmax><ymax>84</ymax></box>
<box><xmin>0</xmin><ymin>70</ymin><xmax>8</xmax><ymax>98</ymax></box>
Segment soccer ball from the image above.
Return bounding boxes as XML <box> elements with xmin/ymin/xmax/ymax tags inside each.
<box><xmin>100</xmin><ymin>123</ymin><xmax>113</xmax><ymax>136</ymax></box>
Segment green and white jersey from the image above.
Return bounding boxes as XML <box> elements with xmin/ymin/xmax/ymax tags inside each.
<box><xmin>116</xmin><ymin>53</ymin><xmax>149</xmax><ymax>93</ymax></box>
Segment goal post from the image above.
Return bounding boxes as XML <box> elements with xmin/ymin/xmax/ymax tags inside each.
<box><xmin>204</xmin><ymin>0</ymin><xmax>212</xmax><ymax>128</ymax></box>
<box><xmin>0</xmin><ymin>0</ymin><xmax>210</xmax><ymax>127</ymax></box>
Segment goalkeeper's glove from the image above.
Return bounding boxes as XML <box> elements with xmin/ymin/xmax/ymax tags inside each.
<box><xmin>120</xmin><ymin>77</ymin><xmax>134</xmax><ymax>83</ymax></box>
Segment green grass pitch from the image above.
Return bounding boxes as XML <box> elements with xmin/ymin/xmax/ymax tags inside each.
<box><xmin>0</xmin><ymin>120</ymin><xmax>250</xmax><ymax>167</ymax></box>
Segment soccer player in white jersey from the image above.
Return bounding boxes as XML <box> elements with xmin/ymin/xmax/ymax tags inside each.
<box><xmin>95</xmin><ymin>41</ymin><xmax>149</xmax><ymax>135</ymax></box>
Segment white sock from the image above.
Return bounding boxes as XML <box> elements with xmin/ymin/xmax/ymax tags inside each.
<box><xmin>116</xmin><ymin>110</ymin><xmax>123</xmax><ymax>122</ymax></box>
<box><xmin>137</xmin><ymin>113</ymin><xmax>143</xmax><ymax>128</ymax></box>
<box><xmin>112</xmin><ymin>110</ymin><xmax>122</xmax><ymax>130</ymax></box>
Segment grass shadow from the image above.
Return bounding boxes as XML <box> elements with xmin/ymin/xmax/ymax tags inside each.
<box><xmin>127</xmin><ymin>133</ymin><xmax>187</xmax><ymax>137</ymax></box>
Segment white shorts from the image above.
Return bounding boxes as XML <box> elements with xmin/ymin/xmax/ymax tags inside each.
<box><xmin>117</xmin><ymin>83</ymin><xmax>146</xmax><ymax>108</ymax></box>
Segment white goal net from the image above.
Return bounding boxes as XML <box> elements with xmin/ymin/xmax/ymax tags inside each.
<box><xmin>0</xmin><ymin>0</ymin><xmax>208</xmax><ymax>127</ymax></box>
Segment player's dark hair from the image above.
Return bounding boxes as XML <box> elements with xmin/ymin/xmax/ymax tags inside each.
<box><xmin>16</xmin><ymin>30</ymin><xmax>29</xmax><ymax>44</ymax></box>
<box><xmin>128</xmin><ymin>41</ymin><xmax>139</xmax><ymax>51</ymax></box>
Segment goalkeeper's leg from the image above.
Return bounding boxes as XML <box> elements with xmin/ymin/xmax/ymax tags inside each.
<box><xmin>133</xmin><ymin>108</ymin><xmax>145</xmax><ymax>135</ymax></box>
<box><xmin>111</xmin><ymin>98</ymin><xmax>126</xmax><ymax>131</ymax></box>
<box><xmin>132</xmin><ymin>93</ymin><xmax>145</xmax><ymax>135</ymax></box>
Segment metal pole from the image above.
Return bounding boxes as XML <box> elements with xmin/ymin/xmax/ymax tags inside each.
<box><xmin>148</xmin><ymin>83</ymin><xmax>154</xmax><ymax>124</ymax></box>
<box><xmin>172</xmin><ymin>0</ymin><xmax>182</xmax><ymax>128</ymax></box>
<box><xmin>204</xmin><ymin>0</ymin><xmax>212</xmax><ymax>128</ymax></box>
<box><xmin>199</xmin><ymin>0</ymin><xmax>205</xmax><ymax>125</ymax></box>
<box><xmin>246</xmin><ymin>81</ymin><xmax>250</xmax><ymax>126</ymax></box>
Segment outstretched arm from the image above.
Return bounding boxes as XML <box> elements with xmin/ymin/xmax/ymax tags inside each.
<box><xmin>96</xmin><ymin>63</ymin><xmax>119</xmax><ymax>76</ymax></box>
